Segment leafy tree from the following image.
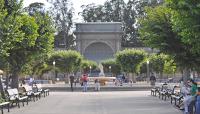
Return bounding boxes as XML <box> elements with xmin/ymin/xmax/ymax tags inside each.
<box><xmin>8</xmin><ymin>14</ymin><xmax>39</xmax><ymax>88</ymax></box>
<box><xmin>163</xmin><ymin>57</ymin><xmax>176</xmax><ymax>76</ymax></box>
<box><xmin>116</xmin><ymin>49</ymin><xmax>147</xmax><ymax>81</ymax></box>
<box><xmin>0</xmin><ymin>1</ymin><xmax>55</xmax><ymax>88</ymax></box>
<box><xmin>80</xmin><ymin>0</ymin><xmax>142</xmax><ymax>47</ymax></box>
<box><xmin>21</xmin><ymin>2</ymin><xmax>55</xmax><ymax>78</ymax></box>
<box><xmin>80</xmin><ymin>4</ymin><xmax>104</xmax><ymax>22</ymax></box>
<box><xmin>149</xmin><ymin>54</ymin><xmax>176</xmax><ymax>79</ymax></box>
<box><xmin>0</xmin><ymin>0</ymin><xmax>24</xmax><ymax>56</ymax></box>
<box><xmin>48</xmin><ymin>50</ymin><xmax>82</xmax><ymax>75</ymax></box>
<box><xmin>24</xmin><ymin>2</ymin><xmax>45</xmax><ymax>15</ymax></box>
<box><xmin>139</xmin><ymin>3</ymin><xmax>200</xmax><ymax>82</ymax></box>
<box><xmin>80</xmin><ymin>0</ymin><xmax>164</xmax><ymax>47</ymax></box>
<box><xmin>80</xmin><ymin>60</ymin><xmax>97</xmax><ymax>74</ymax></box>
<box><xmin>101</xmin><ymin>59</ymin><xmax>121</xmax><ymax>77</ymax></box>
<box><xmin>48</xmin><ymin>0</ymin><xmax>74</xmax><ymax>49</ymax></box>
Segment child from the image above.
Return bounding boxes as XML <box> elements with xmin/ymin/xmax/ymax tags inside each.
<box><xmin>94</xmin><ymin>79</ymin><xmax>100</xmax><ymax>91</ymax></box>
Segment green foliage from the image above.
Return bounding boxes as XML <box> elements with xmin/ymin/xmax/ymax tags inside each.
<box><xmin>149</xmin><ymin>53</ymin><xmax>176</xmax><ymax>74</ymax></box>
<box><xmin>48</xmin><ymin>50</ymin><xmax>82</xmax><ymax>73</ymax></box>
<box><xmin>116</xmin><ymin>49</ymin><xmax>147</xmax><ymax>73</ymax></box>
<box><xmin>80</xmin><ymin>0</ymin><xmax>145</xmax><ymax>47</ymax></box>
<box><xmin>8</xmin><ymin>14</ymin><xmax>39</xmax><ymax>71</ymax></box>
<box><xmin>81</xmin><ymin>60</ymin><xmax>97</xmax><ymax>73</ymax></box>
<box><xmin>0</xmin><ymin>1</ymin><xmax>55</xmax><ymax>87</ymax></box>
<box><xmin>101</xmin><ymin>59</ymin><xmax>121</xmax><ymax>76</ymax></box>
<box><xmin>48</xmin><ymin>0</ymin><xmax>74</xmax><ymax>49</ymax></box>
<box><xmin>0</xmin><ymin>0</ymin><xmax>24</xmax><ymax>56</ymax></box>
<box><xmin>139</xmin><ymin>6</ymin><xmax>175</xmax><ymax>52</ymax></box>
<box><xmin>163</xmin><ymin>57</ymin><xmax>176</xmax><ymax>74</ymax></box>
<box><xmin>166</xmin><ymin>0</ymin><xmax>200</xmax><ymax>54</ymax></box>
<box><xmin>12</xmin><ymin>3</ymin><xmax>56</xmax><ymax>78</ymax></box>
<box><xmin>149</xmin><ymin>54</ymin><xmax>166</xmax><ymax>74</ymax></box>
<box><xmin>139</xmin><ymin>2</ymin><xmax>200</xmax><ymax>69</ymax></box>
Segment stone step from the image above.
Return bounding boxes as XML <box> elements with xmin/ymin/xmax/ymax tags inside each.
<box><xmin>43</xmin><ymin>86</ymin><xmax>152</xmax><ymax>92</ymax></box>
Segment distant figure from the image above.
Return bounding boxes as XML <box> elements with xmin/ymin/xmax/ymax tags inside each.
<box><xmin>122</xmin><ymin>75</ymin><xmax>125</xmax><ymax>83</ymax></box>
<box><xmin>69</xmin><ymin>75</ymin><xmax>75</xmax><ymax>92</ymax></box>
<box><xmin>129</xmin><ymin>79</ymin><xmax>133</xmax><ymax>87</ymax></box>
<box><xmin>29</xmin><ymin>77</ymin><xmax>34</xmax><ymax>86</ymax></box>
<box><xmin>150</xmin><ymin>75</ymin><xmax>156</xmax><ymax>87</ymax></box>
<box><xmin>74</xmin><ymin>77</ymin><xmax>78</xmax><ymax>87</ymax></box>
<box><xmin>81</xmin><ymin>74</ymin><xmax>88</xmax><ymax>92</ymax></box>
<box><xmin>94</xmin><ymin>79</ymin><xmax>100</xmax><ymax>91</ymax></box>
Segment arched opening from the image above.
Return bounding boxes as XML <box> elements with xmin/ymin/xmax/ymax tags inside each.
<box><xmin>84</xmin><ymin>42</ymin><xmax>114</xmax><ymax>62</ymax></box>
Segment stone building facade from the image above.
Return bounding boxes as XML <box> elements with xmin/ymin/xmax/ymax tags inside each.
<box><xmin>74</xmin><ymin>22</ymin><xmax>123</xmax><ymax>62</ymax></box>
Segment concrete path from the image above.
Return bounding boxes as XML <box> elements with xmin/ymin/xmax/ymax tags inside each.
<box><xmin>6</xmin><ymin>91</ymin><xmax>182</xmax><ymax>114</ymax></box>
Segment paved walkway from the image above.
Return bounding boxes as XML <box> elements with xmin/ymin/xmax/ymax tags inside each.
<box><xmin>6</xmin><ymin>91</ymin><xmax>182</xmax><ymax>114</ymax></box>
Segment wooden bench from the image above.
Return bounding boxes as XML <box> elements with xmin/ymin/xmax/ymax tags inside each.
<box><xmin>23</xmin><ymin>86</ymin><xmax>41</xmax><ymax>102</ymax></box>
<box><xmin>0</xmin><ymin>102</ymin><xmax>9</xmax><ymax>114</ymax></box>
<box><xmin>6</xmin><ymin>88</ymin><xmax>28</xmax><ymax>108</ymax></box>
<box><xmin>35</xmin><ymin>84</ymin><xmax>49</xmax><ymax>97</ymax></box>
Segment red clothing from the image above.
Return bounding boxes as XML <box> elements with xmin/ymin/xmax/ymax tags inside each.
<box><xmin>82</xmin><ymin>74</ymin><xmax>88</xmax><ymax>82</ymax></box>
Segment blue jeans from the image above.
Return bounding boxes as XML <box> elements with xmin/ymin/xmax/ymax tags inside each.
<box><xmin>83</xmin><ymin>82</ymin><xmax>87</xmax><ymax>92</ymax></box>
<box><xmin>196</xmin><ymin>96</ymin><xmax>200</xmax><ymax>114</ymax></box>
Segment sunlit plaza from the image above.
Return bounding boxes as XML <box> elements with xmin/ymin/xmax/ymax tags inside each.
<box><xmin>0</xmin><ymin>0</ymin><xmax>200</xmax><ymax>114</ymax></box>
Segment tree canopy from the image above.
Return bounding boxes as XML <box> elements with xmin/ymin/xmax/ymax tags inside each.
<box><xmin>116</xmin><ymin>49</ymin><xmax>147</xmax><ymax>73</ymax></box>
<box><xmin>0</xmin><ymin>1</ymin><xmax>55</xmax><ymax>88</ymax></box>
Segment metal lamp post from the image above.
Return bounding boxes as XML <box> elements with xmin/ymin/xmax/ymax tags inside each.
<box><xmin>89</xmin><ymin>66</ymin><xmax>92</xmax><ymax>76</ymax></box>
<box><xmin>109</xmin><ymin>66</ymin><xmax>112</xmax><ymax>76</ymax></box>
<box><xmin>53</xmin><ymin>61</ymin><xmax>56</xmax><ymax>83</ymax></box>
<box><xmin>147</xmin><ymin>60</ymin><xmax>150</xmax><ymax>83</ymax></box>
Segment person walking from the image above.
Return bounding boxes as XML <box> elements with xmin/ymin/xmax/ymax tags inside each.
<box><xmin>69</xmin><ymin>75</ymin><xmax>75</xmax><ymax>92</ymax></box>
<box><xmin>81</xmin><ymin>74</ymin><xmax>88</xmax><ymax>92</ymax></box>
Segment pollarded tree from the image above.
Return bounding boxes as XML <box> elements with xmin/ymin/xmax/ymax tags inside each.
<box><xmin>116</xmin><ymin>49</ymin><xmax>147</xmax><ymax>82</ymax></box>
<box><xmin>149</xmin><ymin>54</ymin><xmax>176</xmax><ymax>79</ymax></box>
<box><xmin>80</xmin><ymin>60</ymin><xmax>98</xmax><ymax>74</ymax></box>
<box><xmin>101</xmin><ymin>59</ymin><xmax>121</xmax><ymax>77</ymax></box>
<box><xmin>48</xmin><ymin>50</ymin><xmax>82</xmax><ymax>82</ymax></box>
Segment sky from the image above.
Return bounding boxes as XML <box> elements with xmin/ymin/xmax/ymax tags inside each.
<box><xmin>23</xmin><ymin>0</ymin><xmax>128</xmax><ymax>22</ymax></box>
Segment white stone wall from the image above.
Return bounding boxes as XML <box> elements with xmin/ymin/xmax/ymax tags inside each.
<box><xmin>75</xmin><ymin>22</ymin><xmax>122</xmax><ymax>62</ymax></box>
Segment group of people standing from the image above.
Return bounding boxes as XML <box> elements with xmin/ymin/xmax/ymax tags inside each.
<box><xmin>69</xmin><ymin>74</ymin><xmax>100</xmax><ymax>92</ymax></box>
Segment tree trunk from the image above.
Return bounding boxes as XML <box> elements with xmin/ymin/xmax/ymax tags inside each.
<box><xmin>129</xmin><ymin>73</ymin><xmax>136</xmax><ymax>83</ymax></box>
<box><xmin>11</xmin><ymin>71</ymin><xmax>19</xmax><ymax>88</ymax></box>
<box><xmin>0</xmin><ymin>77</ymin><xmax>5</xmax><ymax>99</ymax></box>
<box><xmin>182</xmin><ymin>67</ymin><xmax>190</xmax><ymax>84</ymax></box>
<box><xmin>160</xmin><ymin>72</ymin><xmax>163</xmax><ymax>79</ymax></box>
<box><xmin>5</xmin><ymin>75</ymin><xmax>9</xmax><ymax>90</ymax></box>
<box><xmin>64</xmin><ymin>73</ymin><xmax>69</xmax><ymax>84</ymax></box>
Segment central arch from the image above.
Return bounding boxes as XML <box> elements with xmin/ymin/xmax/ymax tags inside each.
<box><xmin>83</xmin><ymin>42</ymin><xmax>114</xmax><ymax>62</ymax></box>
